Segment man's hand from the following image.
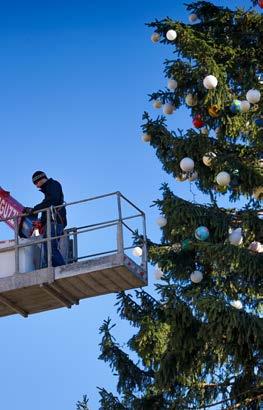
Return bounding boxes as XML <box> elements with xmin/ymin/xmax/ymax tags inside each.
<box><xmin>23</xmin><ymin>207</ymin><xmax>34</xmax><ymax>215</ymax></box>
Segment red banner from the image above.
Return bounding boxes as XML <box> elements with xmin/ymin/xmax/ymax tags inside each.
<box><xmin>0</xmin><ymin>187</ymin><xmax>24</xmax><ymax>230</ymax></box>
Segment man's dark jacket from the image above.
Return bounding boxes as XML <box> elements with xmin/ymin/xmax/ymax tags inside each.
<box><xmin>33</xmin><ymin>178</ymin><xmax>67</xmax><ymax>227</ymax></box>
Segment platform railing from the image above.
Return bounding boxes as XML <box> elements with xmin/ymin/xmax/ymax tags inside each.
<box><xmin>0</xmin><ymin>192</ymin><xmax>148</xmax><ymax>276</ymax></box>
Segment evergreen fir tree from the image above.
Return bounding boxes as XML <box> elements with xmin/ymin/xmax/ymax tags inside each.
<box><xmin>98</xmin><ymin>1</ymin><xmax>263</xmax><ymax>409</ymax></box>
<box><xmin>76</xmin><ymin>395</ymin><xmax>90</xmax><ymax>410</ymax></box>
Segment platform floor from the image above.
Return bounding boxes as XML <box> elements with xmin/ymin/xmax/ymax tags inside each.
<box><xmin>0</xmin><ymin>253</ymin><xmax>147</xmax><ymax>318</ymax></box>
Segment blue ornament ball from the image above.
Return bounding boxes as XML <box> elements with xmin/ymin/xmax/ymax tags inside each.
<box><xmin>254</xmin><ymin>118</ymin><xmax>263</xmax><ymax>127</ymax></box>
<box><xmin>230</xmin><ymin>100</ymin><xmax>241</xmax><ymax>114</ymax></box>
<box><xmin>195</xmin><ymin>226</ymin><xmax>209</xmax><ymax>241</ymax></box>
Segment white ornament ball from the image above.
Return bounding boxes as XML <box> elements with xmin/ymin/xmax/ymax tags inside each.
<box><xmin>185</xmin><ymin>93</ymin><xmax>198</xmax><ymax>106</ymax></box>
<box><xmin>153</xmin><ymin>100</ymin><xmax>162</xmax><ymax>109</ymax></box>
<box><xmin>156</xmin><ymin>216</ymin><xmax>167</xmax><ymax>227</ymax></box>
<box><xmin>188</xmin><ymin>171</ymin><xmax>198</xmax><ymax>182</ymax></box>
<box><xmin>201</xmin><ymin>127</ymin><xmax>208</xmax><ymax>135</ymax></box>
<box><xmin>246</xmin><ymin>89</ymin><xmax>261</xmax><ymax>104</ymax></box>
<box><xmin>132</xmin><ymin>247</ymin><xmax>143</xmax><ymax>257</ymax></box>
<box><xmin>166</xmin><ymin>29</ymin><xmax>177</xmax><ymax>41</ymax></box>
<box><xmin>230</xmin><ymin>300</ymin><xmax>243</xmax><ymax>309</ymax></box>
<box><xmin>190</xmin><ymin>270</ymin><xmax>203</xmax><ymax>283</ymax></box>
<box><xmin>167</xmin><ymin>79</ymin><xmax>178</xmax><ymax>90</ymax></box>
<box><xmin>188</xmin><ymin>13</ymin><xmax>198</xmax><ymax>23</ymax></box>
<box><xmin>180</xmin><ymin>157</ymin><xmax>195</xmax><ymax>172</ymax></box>
<box><xmin>202</xmin><ymin>152</ymin><xmax>216</xmax><ymax>167</ymax></box>
<box><xmin>216</xmin><ymin>171</ymin><xmax>231</xmax><ymax>186</ymax></box>
<box><xmin>248</xmin><ymin>241</ymin><xmax>263</xmax><ymax>253</ymax></box>
<box><xmin>154</xmin><ymin>267</ymin><xmax>164</xmax><ymax>280</ymax></box>
<box><xmin>163</xmin><ymin>103</ymin><xmax>174</xmax><ymax>115</ymax></box>
<box><xmin>240</xmin><ymin>100</ymin><xmax>250</xmax><ymax>113</ymax></box>
<box><xmin>203</xmin><ymin>75</ymin><xmax>218</xmax><ymax>90</ymax></box>
<box><xmin>151</xmin><ymin>33</ymin><xmax>160</xmax><ymax>43</ymax></box>
<box><xmin>142</xmin><ymin>134</ymin><xmax>151</xmax><ymax>142</ymax></box>
<box><xmin>229</xmin><ymin>228</ymin><xmax>243</xmax><ymax>246</ymax></box>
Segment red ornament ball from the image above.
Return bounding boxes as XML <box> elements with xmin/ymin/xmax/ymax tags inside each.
<box><xmin>258</xmin><ymin>0</ymin><xmax>263</xmax><ymax>8</ymax></box>
<box><xmin>193</xmin><ymin>114</ymin><xmax>205</xmax><ymax>128</ymax></box>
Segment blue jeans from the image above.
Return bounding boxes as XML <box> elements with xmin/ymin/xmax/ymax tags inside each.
<box><xmin>43</xmin><ymin>223</ymin><xmax>65</xmax><ymax>267</ymax></box>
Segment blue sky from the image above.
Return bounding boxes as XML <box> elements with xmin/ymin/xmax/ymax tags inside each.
<box><xmin>0</xmin><ymin>0</ymin><xmax>255</xmax><ymax>409</ymax></box>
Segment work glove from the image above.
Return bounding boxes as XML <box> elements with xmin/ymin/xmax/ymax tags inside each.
<box><xmin>23</xmin><ymin>207</ymin><xmax>34</xmax><ymax>215</ymax></box>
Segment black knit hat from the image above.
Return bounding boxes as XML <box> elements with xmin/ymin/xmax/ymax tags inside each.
<box><xmin>32</xmin><ymin>171</ymin><xmax>47</xmax><ymax>184</ymax></box>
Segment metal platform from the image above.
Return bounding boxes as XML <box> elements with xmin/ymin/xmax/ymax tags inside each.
<box><xmin>0</xmin><ymin>192</ymin><xmax>148</xmax><ymax>318</ymax></box>
<box><xmin>0</xmin><ymin>253</ymin><xmax>147</xmax><ymax>318</ymax></box>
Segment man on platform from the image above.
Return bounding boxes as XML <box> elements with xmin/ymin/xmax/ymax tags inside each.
<box><xmin>24</xmin><ymin>171</ymin><xmax>67</xmax><ymax>267</ymax></box>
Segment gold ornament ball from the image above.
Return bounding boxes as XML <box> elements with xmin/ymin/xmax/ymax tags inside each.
<box><xmin>202</xmin><ymin>152</ymin><xmax>216</xmax><ymax>167</ymax></box>
<box><xmin>163</xmin><ymin>103</ymin><xmax>174</xmax><ymax>115</ymax></box>
<box><xmin>253</xmin><ymin>187</ymin><xmax>263</xmax><ymax>200</ymax></box>
<box><xmin>151</xmin><ymin>33</ymin><xmax>160</xmax><ymax>43</ymax></box>
<box><xmin>153</xmin><ymin>100</ymin><xmax>162</xmax><ymax>109</ymax></box>
<box><xmin>208</xmin><ymin>105</ymin><xmax>220</xmax><ymax>117</ymax></box>
<box><xmin>185</xmin><ymin>93</ymin><xmax>198</xmax><ymax>106</ymax></box>
<box><xmin>142</xmin><ymin>134</ymin><xmax>151</xmax><ymax>142</ymax></box>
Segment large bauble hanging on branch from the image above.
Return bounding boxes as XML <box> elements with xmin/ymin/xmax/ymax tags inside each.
<box><xmin>185</xmin><ymin>94</ymin><xmax>198</xmax><ymax>106</ymax></box>
<box><xmin>156</xmin><ymin>216</ymin><xmax>167</xmax><ymax>227</ymax></box>
<box><xmin>195</xmin><ymin>226</ymin><xmax>209</xmax><ymax>241</ymax></box>
<box><xmin>240</xmin><ymin>100</ymin><xmax>250</xmax><ymax>113</ymax></box>
<box><xmin>180</xmin><ymin>157</ymin><xmax>195</xmax><ymax>172</ymax></box>
<box><xmin>193</xmin><ymin>114</ymin><xmax>205</xmax><ymax>128</ymax></box>
<box><xmin>230</xmin><ymin>300</ymin><xmax>243</xmax><ymax>309</ymax></box>
<box><xmin>248</xmin><ymin>241</ymin><xmax>263</xmax><ymax>253</ymax></box>
<box><xmin>253</xmin><ymin>186</ymin><xmax>263</xmax><ymax>200</ymax></box>
<box><xmin>166</xmin><ymin>29</ymin><xmax>177</xmax><ymax>41</ymax></box>
<box><xmin>229</xmin><ymin>228</ymin><xmax>243</xmax><ymax>245</ymax></box>
<box><xmin>201</xmin><ymin>127</ymin><xmax>208</xmax><ymax>135</ymax></box>
<box><xmin>203</xmin><ymin>152</ymin><xmax>216</xmax><ymax>166</ymax></box>
<box><xmin>132</xmin><ymin>247</ymin><xmax>143</xmax><ymax>257</ymax></box>
<box><xmin>254</xmin><ymin>117</ymin><xmax>263</xmax><ymax>127</ymax></box>
<box><xmin>151</xmin><ymin>33</ymin><xmax>160</xmax><ymax>43</ymax></box>
<box><xmin>190</xmin><ymin>270</ymin><xmax>203</xmax><ymax>283</ymax></box>
<box><xmin>181</xmin><ymin>239</ymin><xmax>193</xmax><ymax>251</ymax></box>
<box><xmin>230</xmin><ymin>100</ymin><xmax>242</xmax><ymax>114</ymax></box>
<box><xmin>258</xmin><ymin>0</ymin><xmax>263</xmax><ymax>8</ymax></box>
<box><xmin>208</xmin><ymin>105</ymin><xmax>220</xmax><ymax>117</ymax></box>
<box><xmin>167</xmin><ymin>79</ymin><xmax>178</xmax><ymax>90</ymax></box>
<box><xmin>163</xmin><ymin>103</ymin><xmax>174</xmax><ymax>114</ymax></box>
<box><xmin>246</xmin><ymin>89</ymin><xmax>261</xmax><ymax>104</ymax></box>
<box><xmin>203</xmin><ymin>75</ymin><xmax>218</xmax><ymax>89</ymax></box>
<box><xmin>153</xmin><ymin>100</ymin><xmax>162</xmax><ymax>109</ymax></box>
<box><xmin>188</xmin><ymin>14</ymin><xmax>198</xmax><ymax>23</ymax></box>
<box><xmin>142</xmin><ymin>134</ymin><xmax>151</xmax><ymax>142</ymax></box>
<box><xmin>216</xmin><ymin>171</ymin><xmax>231</xmax><ymax>186</ymax></box>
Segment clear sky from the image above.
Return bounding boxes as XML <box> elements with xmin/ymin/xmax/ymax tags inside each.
<box><xmin>0</xmin><ymin>0</ymin><xmax>255</xmax><ymax>409</ymax></box>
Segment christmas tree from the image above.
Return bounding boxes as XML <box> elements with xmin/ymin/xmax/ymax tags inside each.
<box><xmin>98</xmin><ymin>1</ymin><xmax>263</xmax><ymax>409</ymax></box>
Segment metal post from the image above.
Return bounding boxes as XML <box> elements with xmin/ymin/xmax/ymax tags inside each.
<box><xmin>116</xmin><ymin>192</ymin><xmax>124</xmax><ymax>256</ymax></box>
<box><xmin>73</xmin><ymin>228</ymin><xmax>78</xmax><ymax>262</ymax></box>
<box><xmin>46</xmin><ymin>208</ymin><xmax>52</xmax><ymax>268</ymax></box>
<box><xmin>14</xmin><ymin>216</ymin><xmax>19</xmax><ymax>274</ymax></box>
<box><xmin>141</xmin><ymin>213</ymin><xmax>148</xmax><ymax>274</ymax></box>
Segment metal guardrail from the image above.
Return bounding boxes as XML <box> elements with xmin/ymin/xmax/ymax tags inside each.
<box><xmin>0</xmin><ymin>192</ymin><xmax>148</xmax><ymax>275</ymax></box>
